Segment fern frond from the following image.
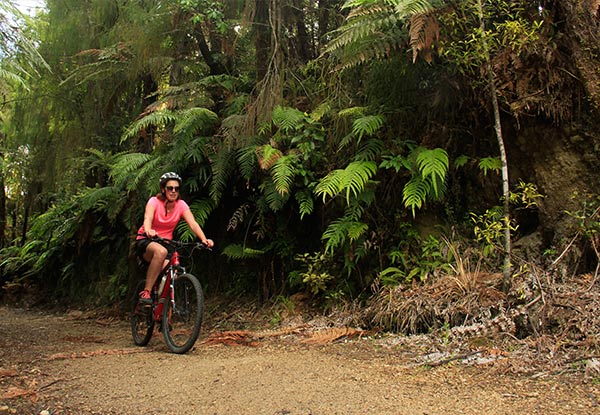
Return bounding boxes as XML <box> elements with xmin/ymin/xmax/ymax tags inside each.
<box><xmin>222</xmin><ymin>244</ymin><xmax>265</xmax><ymax>260</ymax></box>
<box><xmin>210</xmin><ymin>149</ymin><xmax>236</xmax><ymax>204</ymax></box>
<box><xmin>256</xmin><ymin>144</ymin><xmax>283</xmax><ymax>170</ymax></box>
<box><xmin>352</xmin><ymin>115</ymin><xmax>385</xmax><ymax>140</ymax></box>
<box><xmin>478</xmin><ymin>157</ymin><xmax>502</xmax><ymax>176</ymax></box>
<box><xmin>295</xmin><ymin>190</ymin><xmax>314</xmax><ymax>220</ymax></box>
<box><xmin>416</xmin><ymin>147</ymin><xmax>448</xmax><ymax>197</ymax></box>
<box><xmin>271</xmin><ymin>154</ymin><xmax>298</xmax><ymax>195</ymax></box>
<box><xmin>338</xmin><ymin>106</ymin><xmax>367</xmax><ymax>118</ymax></box>
<box><xmin>408</xmin><ymin>12</ymin><xmax>439</xmax><ymax>63</ymax></box>
<box><xmin>110</xmin><ymin>153</ymin><xmax>153</xmax><ymax>187</ymax></box>
<box><xmin>237</xmin><ymin>145</ymin><xmax>259</xmax><ymax>180</ymax></box>
<box><xmin>121</xmin><ymin>110</ymin><xmax>178</xmax><ymax>143</ymax></box>
<box><xmin>403</xmin><ymin>175</ymin><xmax>430</xmax><ymax>217</ymax></box>
<box><xmin>322</xmin><ymin>217</ymin><xmax>368</xmax><ymax>254</ymax></box>
<box><xmin>272</xmin><ymin>106</ymin><xmax>305</xmax><ymax>133</ymax></box>
<box><xmin>259</xmin><ymin>179</ymin><xmax>288</xmax><ymax>212</ymax></box>
<box><xmin>173</xmin><ymin>107</ymin><xmax>219</xmax><ymax>138</ymax></box>
<box><xmin>356</xmin><ymin>138</ymin><xmax>385</xmax><ymax>162</ymax></box>
<box><xmin>315</xmin><ymin>161</ymin><xmax>377</xmax><ymax>203</ymax></box>
<box><xmin>227</xmin><ymin>203</ymin><xmax>251</xmax><ymax>232</ymax></box>
<box><xmin>341</xmin><ymin>161</ymin><xmax>378</xmax><ymax>202</ymax></box>
<box><xmin>0</xmin><ymin>68</ymin><xmax>27</xmax><ymax>88</ymax></box>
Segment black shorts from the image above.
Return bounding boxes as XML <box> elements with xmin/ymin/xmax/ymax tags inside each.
<box><xmin>135</xmin><ymin>238</ymin><xmax>175</xmax><ymax>263</ymax></box>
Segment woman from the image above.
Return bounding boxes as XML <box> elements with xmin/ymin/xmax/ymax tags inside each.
<box><xmin>135</xmin><ymin>172</ymin><xmax>214</xmax><ymax>304</ymax></box>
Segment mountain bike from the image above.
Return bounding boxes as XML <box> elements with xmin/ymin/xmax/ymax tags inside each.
<box><xmin>130</xmin><ymin>236</ymin><xmax>208</xmax><ymax>354</ymax></box>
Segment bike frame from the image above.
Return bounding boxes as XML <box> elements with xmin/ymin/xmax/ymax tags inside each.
<box><xmin>153</xmin><ymin>250</ymin><xmax>186</xmax><ymax>323</ymax></box>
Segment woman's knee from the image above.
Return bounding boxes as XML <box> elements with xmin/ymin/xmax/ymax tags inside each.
<box><xmin>145</xmin><ymin>243</ymin><xmax>168</xmax><ymax>262</ymax></box>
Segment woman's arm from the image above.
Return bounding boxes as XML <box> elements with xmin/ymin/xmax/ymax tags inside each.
<box><xmin>142</xmin><ymin>202</ymin><xmax>157</xmax><ymax>238</ymax></box>
<box><xmin>182</xmin><ymin>209</ymin><xmax>214</xmax><ymax>247</ymax></box>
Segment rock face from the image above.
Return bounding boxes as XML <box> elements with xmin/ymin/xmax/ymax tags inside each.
<box><xmin>509</xmin><ymin>120</ymin><xmax>600</xmax><ymax>271</ymax></box>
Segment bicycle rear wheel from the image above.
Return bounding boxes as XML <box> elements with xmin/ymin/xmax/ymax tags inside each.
<box><xmin>162</xmin><ymin>273</ymin><xmax>204</xmax><ymax>354</ymax></box>
<box><xmin>130</xmin><ymin>280</ymin><xmax>154</xmax><ymax>346</ymax></box>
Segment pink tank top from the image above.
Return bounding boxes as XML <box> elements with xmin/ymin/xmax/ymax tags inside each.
<box><xmin>137</xmin><ymin>197</ymin><xmax>190</xmax><ymax>240</ymax></box>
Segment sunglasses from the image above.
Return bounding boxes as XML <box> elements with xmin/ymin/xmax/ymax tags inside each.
<box><xmin>166</xmin><ymin>186</ymin><xmax>180</xmax><ymax>192</ymax></box>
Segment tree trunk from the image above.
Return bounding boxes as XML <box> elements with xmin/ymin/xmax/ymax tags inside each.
<box><xmin>255</xmin><ymin>0</ymin><xmax>270</xmax><ymax>82</ymax></box>
<box><xmin>0</xmin><ymin>151</ymin><xmax>5</xmax><ymax>249</ymax></box>
<box><xmin>477</xmin><ymin>0</ymin><xmax>512</xmax><ymax>289</ymax></box>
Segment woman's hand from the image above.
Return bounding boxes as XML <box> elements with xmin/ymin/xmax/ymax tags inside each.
<box><xmin>202</xmin><ymin>238</ymin><xmax>215</xmax><ymax>248</ymax></box>
<box><xmin>145</xmin><ymin>229</ymin><xmax>157</xmax><ymax>238</ymax></box>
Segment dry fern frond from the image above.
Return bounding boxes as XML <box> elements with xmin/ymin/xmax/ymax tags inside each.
<box><xmin>409</xmin><ymin>12</ymin><xmax>439</xmax><ymax>63</ymax></box>
<box><xmin>203</xmin><ymin>330</ymin><xmax>259</xmax><ymax>347</ymax></box>
<box><xmin>302</xmin><ymin>327</ymin><xmax>364</xmax><ymax>345</ymax></box>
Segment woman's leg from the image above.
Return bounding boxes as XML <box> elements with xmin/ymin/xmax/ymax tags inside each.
<box><xmin>142</xmin><ymin>242</ymin><xmax>169</xmax><ymax>292</ymax></box>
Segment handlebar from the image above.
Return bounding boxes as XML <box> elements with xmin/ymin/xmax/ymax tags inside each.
<box><xmin>136</xmin><ymin>234</ymin><xmax>212</xmax><ymax>252</ymax></box>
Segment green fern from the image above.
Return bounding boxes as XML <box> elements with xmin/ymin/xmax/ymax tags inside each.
<box><xmin>259</xmin><ymin>179</ymin><xmax>288</xmax><ymax>212</ymax></box>
<box><xmin>271</xmin><ymin>154</ymin><xmax>298</xmax><ymax>195</ymax></box>
<box><xmin>210</xmin><ymin>149</ymin><xmax>236</xmax><ymax>204</ymax></box>
<box><xmin>322</xmin><ymin>216</ymin><xmax>369</xmax><ymax>254</ymax></box>
<box><xmin>272</xmin><ymin>106</ymin><xmax>306</xmax><ymax>133</ymax></box>
<box><xmin>109</xmin><ymin>153</ymin><xmax>152</xmax><ymax>187</ymax></box>
<box><xmin>402</xmin><ymin>175</ymin><xmax>430</xmax><ymax>216</ymax></box>
<box><xmin>416</xmin><ymin>147</ymin><xmax>448</xmax><ymax>197</ymax></box>
<box><xmin>295</xmin><ymin>190</ymin><xmax>314</xmax><ymax>220</ymax></box>
<box><xmin>355</xmin><ymin>138</ymin><xmax>385</xmax><ymax>161</ymax></box>
<box><xmin>315</xmin><ymin>161</ymin><xmax>377</xmax><ymax>203</ymax></box>
<box><xmin>237</xmin><ymin>145</ymin><xmax>259</xmax><ymax>181</ymax></box>
<box><xmin>352</xmin><ymin>115</ymin><xmax>385</xmax><ymax>141</ymax></box>
<box><xmin>221</xmin><ymin>244</ymin><xmax>265</xmax><ymax>260</ymax></box>
<box><xmin>120</xmin><ymin>110</ymin><xmax>178</xmax><ymax>143</ymax></box>
<box><xmin>173</xmin><ymin>107</ymin><xmax>219</xmax><ymax>138</ymax></box>
<box><xmin>479</xmin><ymin>157</ymin><xmax>502</xmax><ymax>176</ymax></box>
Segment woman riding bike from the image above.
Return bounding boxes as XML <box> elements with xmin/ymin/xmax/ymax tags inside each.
<box><xmin>135</xmin><ymin>172</ymin><xmax>214</xmax><ymax>305</ymax></box>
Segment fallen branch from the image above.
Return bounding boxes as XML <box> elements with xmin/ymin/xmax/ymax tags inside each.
<box><xmin>424</xmin><ymin>350</ymin><xmax>483</xmax><ymax>367</ymax></box>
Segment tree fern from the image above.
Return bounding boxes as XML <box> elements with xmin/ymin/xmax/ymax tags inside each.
<box><xmin>176</xmin><ymin>198</ymin><xmax>216</xmax><ymax>240</ymax></box>
<box><xmin>120</xmin><ymin>110</ymin><xmax>178</xmax><ymax>143</ymax></box>
<box><xmin>173</xmin><ymin>107</ymin><xmax>219</xmax><ymax>138</ymax></box>
<box><xmin>109</xmin><ymin>153</ymin><xmax>152</xmax><ymax>187</ymax></box>
<box><xmin>210</xmin><ymin>149</ymin><xmax>236</xmax><ymax>204</ymax></box>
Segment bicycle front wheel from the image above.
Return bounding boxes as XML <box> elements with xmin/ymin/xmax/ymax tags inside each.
<box><xmin>162</xmin><ymin>273</ymin><xmax>204</xmax><ymax>354</ymax></box>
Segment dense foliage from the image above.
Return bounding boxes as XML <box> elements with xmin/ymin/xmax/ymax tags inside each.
<box><xmin>1</xmin><ymin>0</ymin><xmax>599</xmax><ymax>323</ymax></box>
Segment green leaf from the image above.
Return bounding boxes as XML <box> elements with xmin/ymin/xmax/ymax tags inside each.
<box><xmin>416</xmin><ymin>147</ymin><xmax>448</xmax><ymax>197</ymax></box>
<box><xmin>403</xmin><ymin>175</ymin><xmax>430</xmax><ymax>217</ymax></box>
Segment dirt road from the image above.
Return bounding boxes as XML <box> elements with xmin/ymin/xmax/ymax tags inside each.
<box><xmin>0</xmin><ymin>305</ymin><xmax>598</xmax><ymax>414</ymax></box>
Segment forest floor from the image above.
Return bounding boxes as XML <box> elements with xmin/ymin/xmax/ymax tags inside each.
<box><xmin>0</xmin><ymin>300</ymin><xmax>599</xmax><ymax>415</ymax></box>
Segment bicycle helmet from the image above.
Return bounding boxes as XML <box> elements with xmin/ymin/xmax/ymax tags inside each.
<box><xmin>159</xmin><ymin>172</ymin><xmax>182</xmax><ymax>188</ymax></box>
